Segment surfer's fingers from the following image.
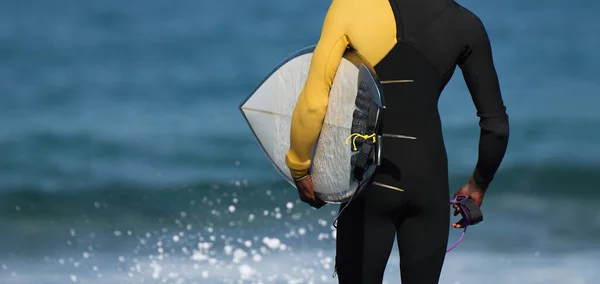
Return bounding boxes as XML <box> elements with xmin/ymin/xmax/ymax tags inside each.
<box><xmin>298</xmin><ymin>193</ymin><xmax>311</xmax><ymax>204</ymax></box>
<box><xmin>304</xmin><ymin>194</ymin><xmax>322</xmax><ymax>208</ymax></box>
<box><xmin>452</xmin><ymin>218</ymin><xmax>467</xmax><ymax>229</ymax></box>
<box><xmin>300</xmin><ymin>193</ymin><xmax>322</xmax><ymax>208</ymax></box>
<box><xmin>297</xmin><ymin>188</ymin><xmax>309</xmax><ymax>202</ymax></box>
<box><xmin>314</xmin><ymin>199</ymin><xmax>326</xmax><ymax>209</ymax></box>
<box><xmin>453</xmin><ymin>204</ymin><xmax>460</xmax><ymax>216</ymax></box>
<box><xmin>295</xmin><ymin>179</ymin><xmax>323</xmax><ymax>208</ymax></box>
<box><xmin>303</xmin><ymin>198</ymin><xmax>320</xmax><ymax>208</ymax></box>
<box><xmin>298</xmin><ymin>191</ymin><xmax>318</xmax><ymax>207</ymax></box>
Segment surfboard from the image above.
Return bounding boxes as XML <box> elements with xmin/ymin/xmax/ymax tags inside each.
<box><xmin>239</xmin><ymin>46</ymin><xmax>385</xmax><ymax>203</ymax></box>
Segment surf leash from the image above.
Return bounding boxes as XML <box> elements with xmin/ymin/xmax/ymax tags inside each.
<box><xmin>344</xmin><ymin>133</ymin><xmax>376</xmax><ymax>151</ymax></box>
<box><xmin>446</xmin><ymin>194</ymin><xmax>483</xmax><ymax>252</ymax></box>
<box><xmin>331</xmin><ymin>133</ymin><xmax>379</xmax><ymax>229</ymax></box>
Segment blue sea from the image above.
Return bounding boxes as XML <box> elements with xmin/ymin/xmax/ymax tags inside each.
<box><xmin>1</xmin><ymin>0</ymin><xmax>599</xmax><ymax>283</ymax></box>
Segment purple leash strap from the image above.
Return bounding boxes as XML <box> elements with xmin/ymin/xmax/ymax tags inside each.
<box><xmin>446</xmin><ymin>195</ymin><xmax>470</xmax><ymax>253</ymax></box>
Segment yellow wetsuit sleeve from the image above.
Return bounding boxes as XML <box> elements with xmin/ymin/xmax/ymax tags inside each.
<box><xmin>285</xmin><ymin>0</ymin><xmax>350</xmax><ymax>180</ymax></box>
<box><xmin>284</xmin><ymin>0</ymin><xmax>397</xmax><ymax>180</ymax></box>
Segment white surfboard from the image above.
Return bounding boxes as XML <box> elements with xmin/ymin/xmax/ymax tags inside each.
<box><xmin>240</xmin><ymin>46</ymin><xmax>385</xmax><ymax>203</ymax></box>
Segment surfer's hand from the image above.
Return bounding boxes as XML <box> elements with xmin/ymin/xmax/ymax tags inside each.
<box><xmin>452</xmin><ymin>176</ymin><xmax>485</xmax><ymax>229</ymax></box>
<box><xmin>294</xmin><ymin>174</ymin><xmax>326</xmax><ymax>209</ymax></box>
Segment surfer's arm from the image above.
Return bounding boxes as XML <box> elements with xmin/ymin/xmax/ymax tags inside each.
<box><xmin>285</xmin><ymin>0</ymin><xmax>350</xmax><ymax>179</ymax></box>
<box><xmin>459</xmin><ymin>20</ymin><xmax>509</xmax><ymax>191</ymax></box>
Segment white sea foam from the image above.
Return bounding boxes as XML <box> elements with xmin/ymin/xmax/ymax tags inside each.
<box><xmin>2</xmin><ymin>247</ymin><xmax>598</xmax><ymax>284</ymax></box>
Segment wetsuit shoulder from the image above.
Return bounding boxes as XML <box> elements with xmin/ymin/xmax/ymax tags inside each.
<box><xmin>285</xmin><ymin>0</ymin><xmax>396</xmax><ymax>179</ymax></box>
<box><xmin>450</xmin><ymin>2</ymin><xmax>488</xmax><ymax>41</ymax></box>
<box><xmin>284</xmin><ymin>0</ymin><xmax>351</xmax><ymax>179</ymax></box>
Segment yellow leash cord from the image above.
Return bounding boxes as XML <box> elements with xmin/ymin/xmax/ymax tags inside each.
<box><xmin>345</xmin><ymin>133</ymin><xmax>377</xmax><ymax>151</ymax></box>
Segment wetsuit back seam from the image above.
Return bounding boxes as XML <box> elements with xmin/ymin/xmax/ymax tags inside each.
<box><xmin>397</xmin><ymin>40</ymin><xmax>445</xmax><ymax>82</ymax></box>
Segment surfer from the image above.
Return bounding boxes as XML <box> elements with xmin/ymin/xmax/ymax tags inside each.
<box><xmin>285</xmin><ymin>0</ymin><xmax>509</xmax><ymax>283</ymax></box>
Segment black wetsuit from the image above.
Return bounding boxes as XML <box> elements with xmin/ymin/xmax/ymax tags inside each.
<box><xmin>284</xmin><ymin>0</ymin><xmax>509</xmax><ymax>283</ymax></box>
<box><xmin>334</xmin><ymin>1</ymin><xmax>509</xmax><ymax>283</ymax></box>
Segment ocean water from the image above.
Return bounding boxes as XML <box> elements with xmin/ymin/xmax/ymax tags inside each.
<box><xmin>1</xmin><ymin>0</ymin><xmax>599</xmax><ymax>283</ymax></box>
